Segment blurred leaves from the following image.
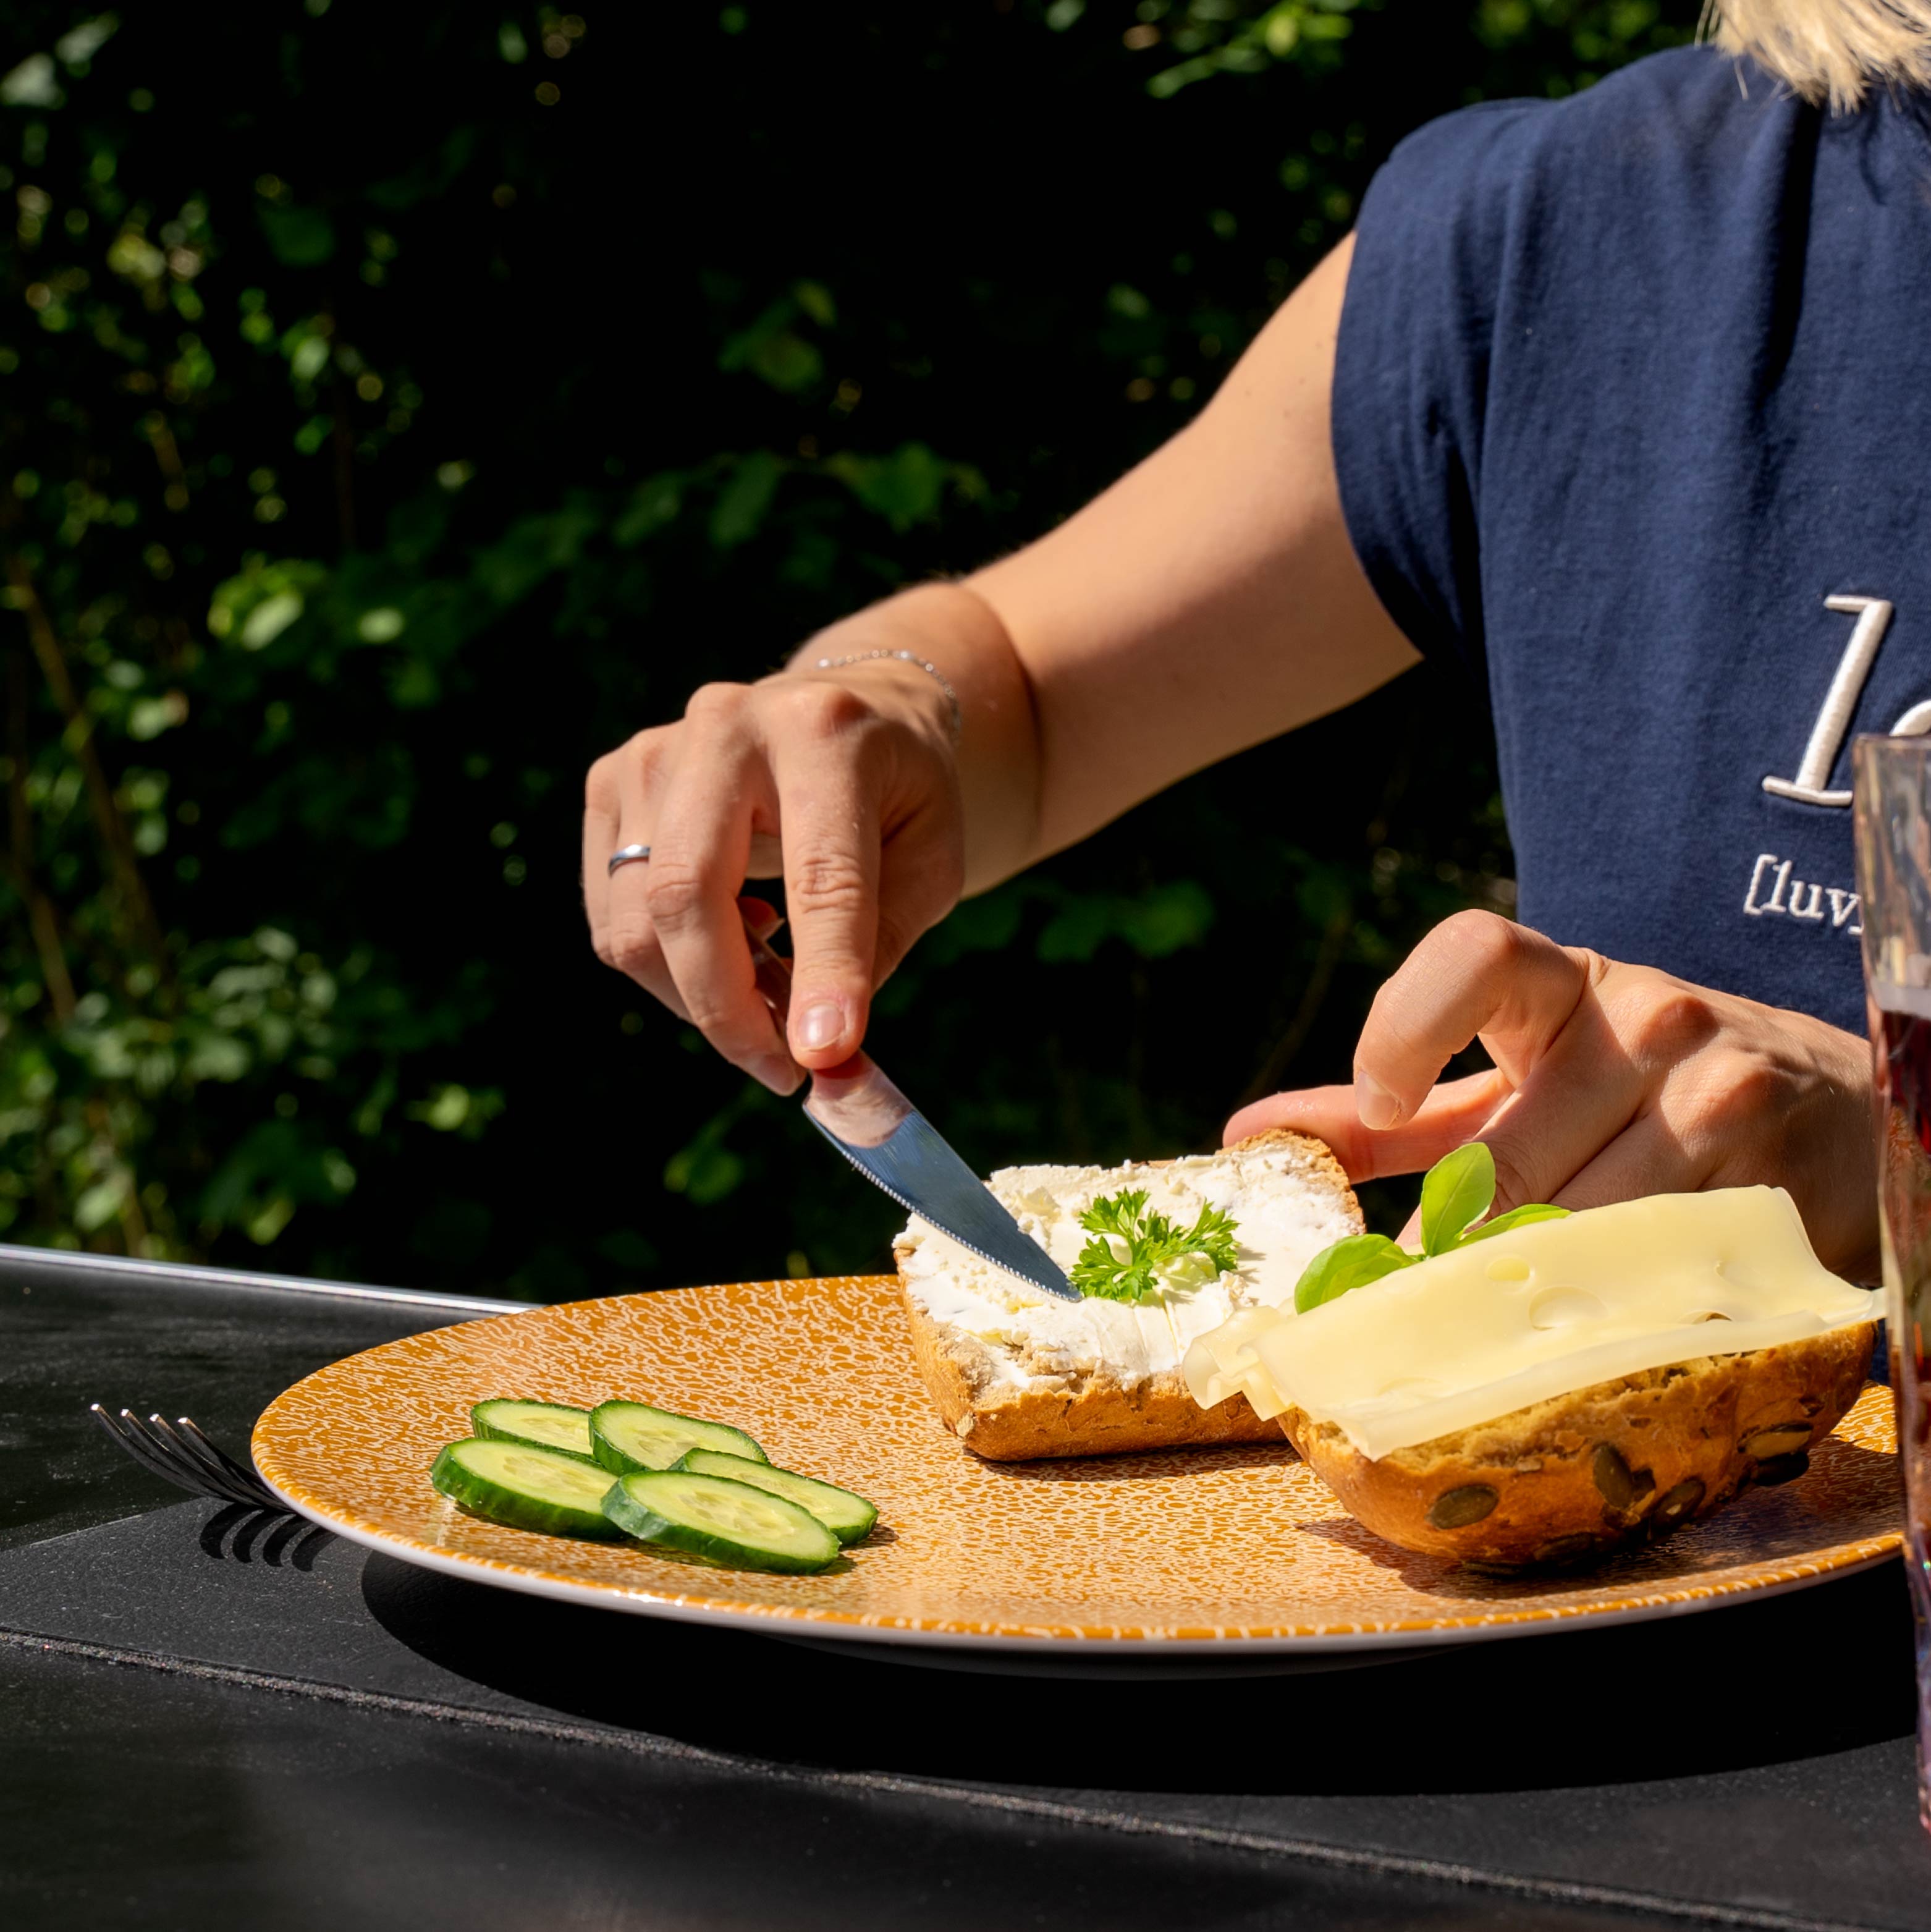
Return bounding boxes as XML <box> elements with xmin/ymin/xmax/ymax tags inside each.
<box><xmin>1143</xmin><ymin>0</ymin><xmax>1373</xmax><ymax>96</ymax></box>
<box><xmin>719</xmin><ymin>282</ymin><xmax>835</xmax><ymax>394</ymax></box>
<box><xmin>258</xmin><ymin>203</ymin><xmax>336</xmax><ymax>268</ymax></box>
<box><xmin>0</xmin><ymin>1</ymin><xmax>1686</xmax><ymax>1285</ymax></box>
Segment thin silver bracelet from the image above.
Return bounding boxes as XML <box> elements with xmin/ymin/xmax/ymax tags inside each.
<box><xmin>808</xmin><ymin>648</ymin><xmax>963</xmax><ymax>744</ymax></box>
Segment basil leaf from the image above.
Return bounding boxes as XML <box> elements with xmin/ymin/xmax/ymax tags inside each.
<box><xmin>1419</xmin><ymin>1142</ymin><xmax>1495</xmax><ymax>1256</ymax></box>
<box><xmin>1293</xmin><ymin>1234</ymin><xmax>1416</xmax><ymax>1314</ymax></box>
<box><xmin>1458</xmin><ymin>1202</ymin><xmax>1570</xmax><ymax>1245</ymax></box>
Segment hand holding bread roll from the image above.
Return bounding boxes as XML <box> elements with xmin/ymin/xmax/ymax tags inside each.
<box><xmin>1226</xmin><ymin>912</ymin><xmax>1879</xmax><ymax>1284</ymax></box>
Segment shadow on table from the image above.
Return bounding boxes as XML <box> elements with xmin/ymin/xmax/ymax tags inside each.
<box><xmin>197</xmin><ymin>1503</ymin><xmax>334</xmax><ymax>1572</ymax></box>
<box><xmin>361</xmin><ymin>1549</ymin><xmax>1913</xmax><ymax>1796</ymax></box>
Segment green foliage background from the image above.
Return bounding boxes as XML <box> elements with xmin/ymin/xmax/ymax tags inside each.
<box><xmin>0</xmin><ymin>0</ymin><xmax>1696</xmax><ymax>1295</ymax></box>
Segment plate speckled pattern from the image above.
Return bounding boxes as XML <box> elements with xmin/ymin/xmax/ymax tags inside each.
<box><xmin>252</xmin><ymin>1274</ymin><xmax>1904</xmax><ymax>1654</ymax></box>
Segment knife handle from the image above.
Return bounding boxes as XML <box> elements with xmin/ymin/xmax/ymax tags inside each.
<box><xmin>740</xmin><ymin>917</ymin><xmax>811</xmax><ymax>1089</ymax></box>
<box><xmin>743</xmin><ymin>915</ymin><xmax>796</xmax><ymax>1023</ymax></box>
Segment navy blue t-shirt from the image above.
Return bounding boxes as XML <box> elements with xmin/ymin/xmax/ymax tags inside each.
<box><xmin>1333</xmin><ymin>46</ymin><xmax>1931</xmax><ymax>1036</ymax></box>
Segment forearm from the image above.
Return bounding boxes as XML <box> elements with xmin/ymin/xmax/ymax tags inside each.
<box><xmin>966</xmin><ymin>233</ymin><xmax>1416</xmax><ymax>860</ymax></box>
<box><xmin>784</xmin><ymin>237</ymin><xmax>1418</xmax><ymax>902</ymax></box>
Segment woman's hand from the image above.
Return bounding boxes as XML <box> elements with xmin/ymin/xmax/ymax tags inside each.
<box><xmin>582</xmin><ymin>596</ymin><xmax>982</xmax><ymax>1092</ymax></box>
<box><xmin>1225</xmin><ymin>910</ymin><xmax>1878</xmax><ymax>1279</ymax></box>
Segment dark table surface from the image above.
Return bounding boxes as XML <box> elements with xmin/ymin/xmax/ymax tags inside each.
<box><xmin>2</xmin><ymin>1248</ymin><xmax>1929</xmax><ymax>1932</ymax></box>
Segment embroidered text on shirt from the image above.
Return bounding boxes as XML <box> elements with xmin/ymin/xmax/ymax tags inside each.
<box><xmin>1742</xmin><ymin>852</ymin><xmax>1861</xmax><ymax>934</ymax></box>
<box><xmin>1762</xmin><ymin>596</ymin><xmax>1895</xmax><ymax>807</ymax></box>
<box><xmin>1761</xmin><ymin>593</ymin><xmax>1931</xmax><ymax>808</ymax></box>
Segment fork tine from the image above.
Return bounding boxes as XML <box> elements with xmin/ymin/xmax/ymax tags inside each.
<box><xmin>124</xmin><ymin>1409</ymin><xmax>245</xmax><ymax>1503</ymax></box>
<box><xmin>92</xmin><ymin>1404</ymin><xmax>227</xmax><ymax>1502</ymax></box>
<box><xmin>155</xmin><ymin>1414</ymin><xmax>283</xmax><ymax>1512</ymax></box>
<box><xmin>147</xmin><ymin>1413</ymin><xmax>242</xmax><ymax>1489</ymax></box>
<box><xmin>169</xmin><ymin>1415</ymin><xmax>284</xmax><ymax>1512</ymax></box>
<box><xmin>99</xmin><ymin>1405</ymin><xmax>200</xmax><ymax>1487</ymax></box>
<box><xmin>145</xmin><ymin>1415</ymin><xmax>271</xmax><ymax>1510</ymax></box>
<box><xmin>88</xmin><ymin>1402</ymin><xmax>163</xmax><ymax>1476</ymax></box>
<box><xmin>145</xmin><ymin>1421</ymin><xmax>258</xmax><ymax>1507</ymax></box>
<box><xmin>88</xmin><ymin>1400</ymin><xmax>137</xmax><ymax>1452</ymax></box>
<box><xmin>129</xmin><ymin>1410</ymin><xmax>262</xmax><ymax>1510</ymax></box>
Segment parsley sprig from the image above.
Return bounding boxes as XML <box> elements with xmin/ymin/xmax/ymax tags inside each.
<box><xmin>1070</xmin><ymin>1188</ymin><xmax>1242</xmax><ymax>1303</ymax></box>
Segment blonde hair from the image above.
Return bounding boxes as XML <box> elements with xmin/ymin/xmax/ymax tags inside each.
<box><xmin>1703</xmin><ymin>0</ymin><xmax>1931</xmax><ymax>109</ymax></box>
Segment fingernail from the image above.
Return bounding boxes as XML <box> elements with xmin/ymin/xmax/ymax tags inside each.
<box><xmin>795</xmin><ymin>1002</ymin><xmax>845</xmax><ymax>1054</ymax></box>
<box><xmin>1355</xmin><ymin>1068</ymin><xmax>1401</xmax><ymax>1131</ymax></box>
<box><xmin>754</xmin><ymin>1054</ymin><xmax>805</xmax><ymax>1096</ymax></box>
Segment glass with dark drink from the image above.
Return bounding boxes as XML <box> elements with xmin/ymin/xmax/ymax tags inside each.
<box><xmin>1853</xmin><ymin>734</ymin><xmax>1931</xmax><ymax>1834</ymax></box>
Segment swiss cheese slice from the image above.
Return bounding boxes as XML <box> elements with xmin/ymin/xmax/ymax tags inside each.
<box><xmin>1181</xmin><ymin>1185</ymin><xmax>1878</xmax><ymax>1461</ymax></box>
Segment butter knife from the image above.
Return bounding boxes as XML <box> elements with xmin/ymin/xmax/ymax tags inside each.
<box><xmin>743</xmin><ymin>921</ymin><xmax>1076</xmax><ymax>1301</ymax></box>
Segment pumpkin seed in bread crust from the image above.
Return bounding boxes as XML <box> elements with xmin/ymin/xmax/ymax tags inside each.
<box><xmin>1279</xmin><ymin>1321</ymin><xmax>1875</xmax><ymax>1570</ymax></box>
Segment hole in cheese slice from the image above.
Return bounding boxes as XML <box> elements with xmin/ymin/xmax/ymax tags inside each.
<box><xmin>1181</xmin><ymin>1185</ymin><xmax>1878</xmax><ymax>1461</ymax></box>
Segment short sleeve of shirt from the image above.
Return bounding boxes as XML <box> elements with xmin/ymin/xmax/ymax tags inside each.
<box><xmin>1331</xmin><ymin>100</ymin><xmax>1550</xmax><ymax>681</ymax></box>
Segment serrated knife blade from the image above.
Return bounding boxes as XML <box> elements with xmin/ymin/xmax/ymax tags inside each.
<box><xmin>744</xmin><ymin>921</ymin><xmax>1076</xmax><ymax>1301</ymax></box>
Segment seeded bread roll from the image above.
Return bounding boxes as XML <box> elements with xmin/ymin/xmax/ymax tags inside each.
<box><xmin>896</xmin><ymin>1129</ymin><xmax>1362</xmax><ymax>1462</ymax></box>
<box><xmin>1278</xmin><ymin>1321</ymin><xmax>1875</xmax><ymax>1569</ymax></box>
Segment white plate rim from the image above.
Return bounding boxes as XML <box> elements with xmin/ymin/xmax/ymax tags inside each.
<box><xmin>258</xmin><ymin>1465</ymin><xmax>1898</xmax><ymax>1658</ymax></box>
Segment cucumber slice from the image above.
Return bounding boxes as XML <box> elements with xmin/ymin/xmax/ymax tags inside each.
<box><xmin>431</xmin><ymin>1438</ymin><xmax>625</xmax><ymax>1539</ymax></box>
<box><xmin>674</xmin><ymin>1448</ymin><xmax>877</xmax><ymax>1545</ymax></box>
<box><xmin>602</xmin><ymin>1469</ymin><xmax>840</xmax><ymax>1573</ymax></box>
<box><xmin>471</xmin><ymin>1398</ymin><xmax>594</xmax><ymax>1461</ymax></box>
<box><xmin>589</xmin><ymin>1400</ymin><xmax>767</xmax><ymax>1475</ymax></box>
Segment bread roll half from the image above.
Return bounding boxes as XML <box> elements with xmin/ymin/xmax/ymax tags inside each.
<box><xmin>895</xmin><ymin>1129</ymin><xmax>1362</xmax><ymax>1461</ymax></box>
<box><xmin>1280</xmin><ymin>1322</ymin><xmax>1875</xmax><ymax>1569</ymax></box>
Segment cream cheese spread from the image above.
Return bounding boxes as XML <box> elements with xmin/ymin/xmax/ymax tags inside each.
<box><xmin>895</xmin><ymin>1147</ymin><xmax>1360</xmax><ymax>1391</ymax></box>
<box><xmin>1183</xmin><ymin>1185</ymin><xmax>1879</xmax><ymax>1460</ymax></box>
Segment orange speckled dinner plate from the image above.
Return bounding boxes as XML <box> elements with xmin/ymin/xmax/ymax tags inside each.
<box><xmin>252</xmin><ymin>1274</ymin><xmax>1903</xmax><ymax>1663</ymax></box>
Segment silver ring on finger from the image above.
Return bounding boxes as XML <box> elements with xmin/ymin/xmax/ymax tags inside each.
<box><xmin>607</xmin><ymin>844</ymin><xmax>652</xmax><ymax>876</ymax></box>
